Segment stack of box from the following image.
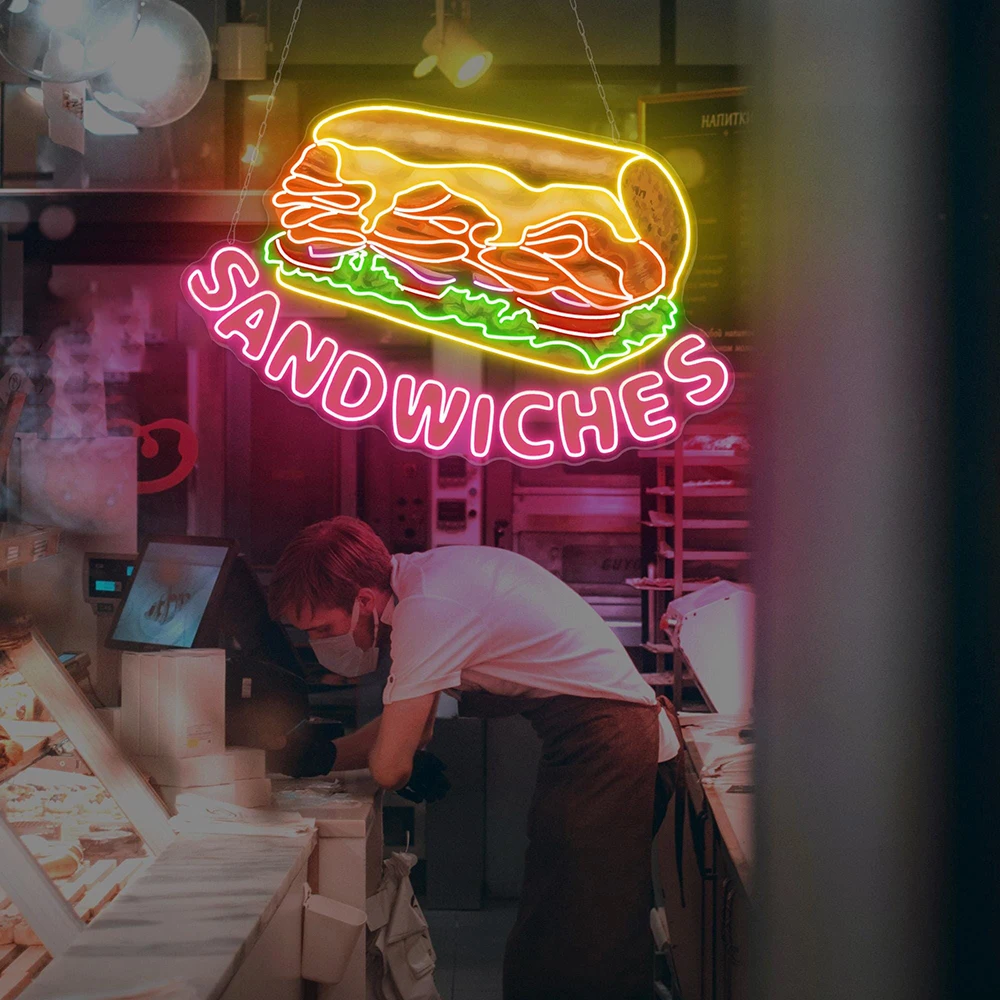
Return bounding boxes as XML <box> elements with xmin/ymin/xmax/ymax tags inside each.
<box><xmin>120</xmin><ymin>649</ymin><xmax>271</xmax><ymax>811</ymax></box>
<box><xmin>133</xmin><ymin>746</ymin><xmax>270</xmax><ymax>811</ymax></box>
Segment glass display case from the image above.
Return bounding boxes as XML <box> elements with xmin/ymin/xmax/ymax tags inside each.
<box><xmin>0</xmin><ymin>628</ymin><xmax>172</xmax><ymax>997</ymax></box>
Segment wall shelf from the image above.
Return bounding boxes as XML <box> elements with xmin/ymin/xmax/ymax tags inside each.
<box><xmin>626</xmin><ymin>579</ymin><xmax>719</xmax><ymax>594</ymax></box>
<box><xmin>647</xmin><ymin>486</ymin><xmax>749</xmax><ymax>498</ymax></box>
<box><xmin>639</xmin><ymin>671</ymin><xmax>674</xmax><ymax>685</ymax></box>
<box><xmin>645</xmin><ymin>515</ymin><xmax>750</xmax><ymax>530</ymax></box>
<box><xmin>660</xmin><ymin>546</ymin><xmax>750</xmax><ymax>561</ymax></box>
<box><xmin>642</xmin><ymin>642</ymin><xmax>675</xmax><ymax>655</ymax></box>
<box><xmin>639</xmin><ymin>451</ymin><xmax>750</xmax><ymax>464</ymax></box>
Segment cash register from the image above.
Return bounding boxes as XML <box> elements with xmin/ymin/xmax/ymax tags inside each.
<box><xmin>105</xmin><ymin>535</ymin><xmax>341</xmax><ymax>777</ymax></box>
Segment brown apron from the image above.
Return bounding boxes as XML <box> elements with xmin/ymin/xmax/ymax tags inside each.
<box><xmin>461</xmin><ymin>692</ymin><xmax>665</xmax><ymax>1000</ymax></box>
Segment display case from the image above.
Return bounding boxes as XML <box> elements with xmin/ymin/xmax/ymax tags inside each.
<box><xmin>0</xmin><ymin>628</ymin><xmax>172</xmax><ymax>998</ymax></box>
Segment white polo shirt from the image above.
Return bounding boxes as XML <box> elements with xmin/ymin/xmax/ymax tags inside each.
<box><xmin>382</xmin><ymin>547</ymin><xmax>678</xmax><ymax>762</ymax></box>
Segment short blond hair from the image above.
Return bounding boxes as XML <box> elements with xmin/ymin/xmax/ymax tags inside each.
<box><xmin>268</xmin><ymin>517</ymin><xmax>392</xmax><ymax>619</ymax></box>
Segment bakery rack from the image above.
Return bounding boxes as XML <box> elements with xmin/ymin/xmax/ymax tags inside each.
<box><xmin>636</xmin><ymin>425</ymin><xmax>751</xmax><ymax>709</ymax></box>
<box><xmin>0</xmin><ymin>631</ymin><xmax>172</xmax><ymax>993</ymax></box>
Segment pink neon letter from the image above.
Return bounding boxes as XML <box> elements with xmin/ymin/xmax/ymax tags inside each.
<box><xmin>322</xmin><ymin>351</ymin><xmax>388</xmax><ymax>422</ymax></box>
<box><xmin>213</xmin><ymin>290</ymin><xmax>280</xmax><ymax>362</ymax></box>
<box><xmin>470</xmin><ymin>394</ymin><xmax>495</xmax><ymax>460</ymax></box>
<box><xmin>392</xmin><ymin>375</ymin><xmax>471</xmax><ymax>451</ymax></box>
<box><xmin>618</xmin><ymin>370</ymin><xmax>678</xmax><ymax>443</ymax></box>
<box><xmin>264</xmin><ymin>321</ymin><xmax>339</xmax><ymax>398</ymax></box>
<box><xmin>186</xmin><ymin>246</ymin><xmax>259</xmax><ymax>312</ymax></box>
<box><xmin>557</xmin><ymin>387</ymin><xmax>619</xmax><ymax>458</ymax></box>
<box><xmin>499</xmin><ymin>391</ymin><xmax>556</xmax><ymax>462</ymax></box>
<box><xmin>663</xmin><ymin>333</ymin><xmax>732</xmax><ymax>408</ymax></box>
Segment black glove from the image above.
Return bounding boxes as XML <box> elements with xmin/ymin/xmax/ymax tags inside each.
<box><xmin>397</xmin><ymin>750</ymin><xmax>450</xmax><ymax>804</ymax></box>
<box><xmin>297</xmin><ymin>735</ymin><xmax>338</xmax><ymax>777</ymax></box>
<box><xmin>274</xmin><ymin>721</ymin><xmax>338</xmax><ymax>778</ymax></box>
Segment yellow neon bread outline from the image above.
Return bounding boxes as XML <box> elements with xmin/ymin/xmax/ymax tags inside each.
<box><xmin>274</xmin><ymin>120</ymin><xmax>686</xmax><ymax>321</ymax></box>
<box><xmin>277</xmin><ymin>164</ymin><xmax>665</xmax><ymax>309</ymax></box>
<box><xmin>308</xmin><ymin>104</ymin><xmax>694</xmax><ymax>303</ymax></box>
<box><xmin>266</xmin><ymin>104</ymin><xmax>695</xmax><ymax>376</ymax></box>
<box><xmin>328</xmin><ymin>141</ymin><xmax>642</xmax><ymax>244</ymax></box>
<box><xmin>278</xmin><ymin>144</ymin><xmax>665</xmax><ymax>305</ymax></box>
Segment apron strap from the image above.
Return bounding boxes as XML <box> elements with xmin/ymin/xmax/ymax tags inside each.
<box><xmin>658</xmin><ymin>695</ymin><xmax>687</xmax><ymax>908</ymax></box>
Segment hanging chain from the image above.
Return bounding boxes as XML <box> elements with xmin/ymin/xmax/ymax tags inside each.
<box><xmin>227</xmin><ymin>0</ymin><xmax>305</xmax><ymax>244</ymax></box>
<box><xmin>568</xmin><ymin>0</ymin><xmax>619</xmax><ymax>142</ymax></box>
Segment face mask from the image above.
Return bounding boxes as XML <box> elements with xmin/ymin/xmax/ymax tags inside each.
<box><xmin>309</xmin><ymin>598</ymin><xmax>379</xmax><ymax>678</ymax></box>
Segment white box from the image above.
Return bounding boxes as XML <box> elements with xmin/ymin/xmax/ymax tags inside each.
<box><xmin>121</xmin><ymin>649</ymin><xmax>226</xmax><ymax>759</ymax></box>
<box><xmin>217</xmin><ymin>23</ymin><xmax>267</xmax><ymax>80</ymax></box>
<box><xmin>302</xmin><ymin>893</ymin><xmax>367</xmax><ymax>985</ymax></box>
<box><xmin>158</xmin><ymin>777</ymin><xmax>272</xmax><ymax>811</ymax></box>
<box><xmin>665</xmin><ymin>581</ymin><xmax>755</xmax><ymax>716</ymax></box>
<box><xmin>95</xmin><ymin>706</ymin><xmax>121</xmax><ymax>742</ymax></box>
<box><xmin>135</xmin><ymin>746</ymin><xmax>265</xmax><ymax>788</ymax></box>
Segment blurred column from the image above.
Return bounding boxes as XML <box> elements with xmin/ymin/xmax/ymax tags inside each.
<box><xmin>937</xmin><ymin>2</ymin><xmax>1000</xmax><ymax>994</ymax></box>
<box><xmin>745</xmin><ymin>0</ymin><xmax>999</xmax><ymax>998</ymax></box>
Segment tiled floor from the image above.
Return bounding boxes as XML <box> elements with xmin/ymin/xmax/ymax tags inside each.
<box><xmin>426</xmin><ymin>904</ymin><xmax>519</xmax><ymax>1000</ymax></box>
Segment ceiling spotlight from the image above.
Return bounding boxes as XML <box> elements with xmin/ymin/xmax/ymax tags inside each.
<box><xmin>413</xmin><ymin>53</ymin><xmax>437</xmax><ymax>79</ymax></box>
<box><xmin>415</xmin><ymin>0</ymin><xmax>492</xmax><ymax>88</ymax></box>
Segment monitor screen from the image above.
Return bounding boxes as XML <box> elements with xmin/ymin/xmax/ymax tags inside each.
<box><xmin>110</xmin><ymin>541</ymin><xmax>232</xmax><ymax>649</ymax></box>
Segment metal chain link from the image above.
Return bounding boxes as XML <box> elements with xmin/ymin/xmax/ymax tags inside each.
<box><xmin>227</xmin><ymin>0</ymin><xmax>305</xmax><ymax>244</ymax></box>
<box><xmin>568</xmin><ymin>0</ymin><xmax>619</xmax><ymax>142</ymax></box>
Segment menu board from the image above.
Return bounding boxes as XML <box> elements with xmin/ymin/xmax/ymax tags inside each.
<box><xmin>639</xmin><ymin>88</ymin><xmax>752</xmax><ymax>371</ymax></box>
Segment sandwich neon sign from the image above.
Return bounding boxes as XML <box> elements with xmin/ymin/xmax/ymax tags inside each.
<box><xmin>182</xmin><ymin>104</ymin><xmax>733</xmax><ymax>465</ymax></box>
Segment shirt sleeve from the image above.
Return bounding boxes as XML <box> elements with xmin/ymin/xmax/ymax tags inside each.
<box><xmin>383</xmin><ymin>595</ymin><xmax>480</xmax><ymax>704</ymax></box>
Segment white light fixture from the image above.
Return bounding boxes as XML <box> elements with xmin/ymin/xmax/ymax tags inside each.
<box><xmin>39</xmin><ymin>0</ymin><xmax>86</xmax><ymax>31</ymax></box>
<box><xmin>0</xmin><ymin>0</ymin><xmax>139</xmax><ymax>82</ymax></box>
<box><xmin>89</xmin><ymin>0</ymin><xmax>212</xmax><ymax>128</ymax></box>
<box><xmin>415</xmin><ymin>0</ymin><xmax>492</xmax><ymax>88</ymax></box>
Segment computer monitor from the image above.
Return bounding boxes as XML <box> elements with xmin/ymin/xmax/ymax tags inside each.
<box><xmin>105</xmin><ymin>535</ymin><xmax>337</xmax><ymax>775</ymax></box>
<box><xmin>107</xmin><ymin>537</ymin><xmax>238</xmax><ymax>652</ymax></box>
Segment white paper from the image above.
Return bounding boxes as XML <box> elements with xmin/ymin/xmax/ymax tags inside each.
<box><xmin>170</xmin><ymin>794</ymin><xmax>316</xmax><ymax>837</ymax></box>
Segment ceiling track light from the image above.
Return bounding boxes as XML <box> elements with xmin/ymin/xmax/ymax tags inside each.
<box><xmin>414</xmin><ymin>0</ymin><xmax>492</xmax><ymax>88</ymax></box>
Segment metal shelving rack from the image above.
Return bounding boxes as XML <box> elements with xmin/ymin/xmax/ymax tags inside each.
<box><xmin>636</xmin><ymin>430</ymin><xmax>751</xmax><ymax>710</ymax></box>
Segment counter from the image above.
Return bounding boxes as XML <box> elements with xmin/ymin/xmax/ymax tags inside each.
<box><xmin>20</xmin><ymin>832</ymin><xmax>315</xmax><ymax>1000</ymax></box>
<box><xmin>657</xmin><ymin>713</ymin><xmax>753</xmax><ymax>1000</ymax></box>
<box><xmin>680</xmin><ymin>713</ymin><xmax>753</xmax><ymax>892</ymax></box>
<box><xmin>272</xmin><ymin>771</ymin><xmax>383</xmax><ymax>1000</ymax></box>
<box><xmin>20</xmin><ymin>773</ymin><xmax>383</xmax><ymax>1000</ymax></box>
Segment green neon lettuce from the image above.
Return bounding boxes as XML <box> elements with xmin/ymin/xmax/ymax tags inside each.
<box><xmin>263</xmin><ymin>233</ymin><xmax>679</xmax><ymax>372</ymax></box>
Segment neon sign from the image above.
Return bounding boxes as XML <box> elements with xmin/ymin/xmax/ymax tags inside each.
<box><xmin>182</xmin><ymin>104</ymin><xmax>733</xmax><ymax>465</ymax></box>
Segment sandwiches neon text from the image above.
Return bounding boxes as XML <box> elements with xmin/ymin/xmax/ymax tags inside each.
<box><xmin>183</xmin><ymin>245</ymin><xmax>732</xmax><ymax>466</ymax></box>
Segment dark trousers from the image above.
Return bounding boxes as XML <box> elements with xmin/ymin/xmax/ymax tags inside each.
<box><xmin>464</xmin><ymin>693</ymin><xmax>672</xmax><ymax>1000</ymax></box>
